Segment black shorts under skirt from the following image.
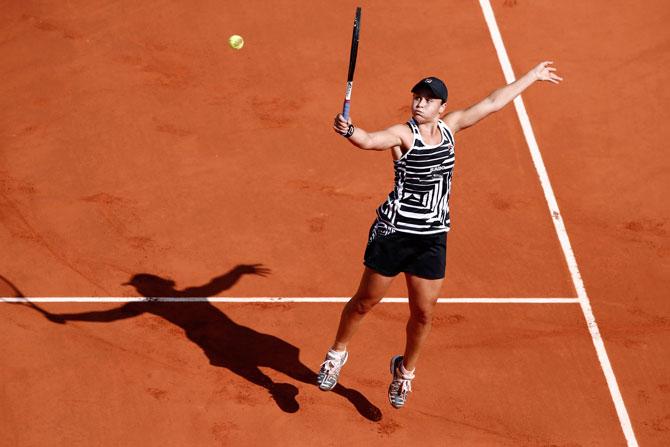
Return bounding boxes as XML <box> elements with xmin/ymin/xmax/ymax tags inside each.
<box><xmin>363</xmin><ymin>220</ymin><xmax>447</xmax><ymax>280</ymax></box>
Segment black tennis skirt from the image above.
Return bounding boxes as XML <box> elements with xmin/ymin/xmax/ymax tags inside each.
<box><xmin>363</xmin><ymin>219</ymin><xmax>447</xmax><ymax>280</ymax></box>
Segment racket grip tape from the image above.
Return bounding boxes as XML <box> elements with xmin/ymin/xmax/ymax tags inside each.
<box><xmin>342</xmin><ymin>100</ymin><xmax>351</xmax><ymax>120</ymax></box>
<box><xmin>342</xmin><ymin>81</ymin><xmax>354</xmax><ymax>120</ymax></box>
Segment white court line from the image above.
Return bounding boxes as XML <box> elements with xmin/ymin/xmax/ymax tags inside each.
<box><xmin>478</xmin><ymin>1</ymin><xmax>638</xmax><ymax>445</ymax></box>
<box><xmin>1</xmin><ymin>297</ymin><xmax>580</xmax><ymax>304</ymax></box>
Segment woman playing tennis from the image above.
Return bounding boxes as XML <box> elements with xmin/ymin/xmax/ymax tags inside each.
<box><xmin>317</xmin><ymin>61</ymin><xmax>563</xmax><ymax>409</ymax></box>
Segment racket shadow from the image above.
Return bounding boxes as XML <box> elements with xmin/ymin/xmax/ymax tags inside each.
<box><xmin>27</xmin><ymin>265</ymin><xmax>382</xmax><ymax>421</ymax></box>
<box><xmin>0</xmin><ymin>274</ymin><xmax>24</xmax><ymax>298</ymax></box>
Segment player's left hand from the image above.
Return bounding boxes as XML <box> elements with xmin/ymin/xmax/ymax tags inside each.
<box><xmin>532</xmin><ymin>61</ymin><xmax>563</xmax><ymax>84</ymax></box>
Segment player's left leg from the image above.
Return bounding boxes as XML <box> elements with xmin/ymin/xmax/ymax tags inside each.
<box><xmin>388</xmin><ymin>273</ymin><xmax>443</xmax><ymax>409</ymax></box>
<box><xmin>403</xmin><ymin>274</ymin><xmax>444</xmax><ymax>370</ymax></box>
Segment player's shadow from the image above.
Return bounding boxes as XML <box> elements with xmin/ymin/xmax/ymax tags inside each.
<box><xmin>30</xmin><ymin>264</ymin><xmax>382</xmax><ymax>421</ymax></box>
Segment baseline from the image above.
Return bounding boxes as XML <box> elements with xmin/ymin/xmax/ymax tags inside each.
<box><xmin>1</xmin><ymin>297</ymin><xmax>579</xmax><ymax>304</ymax></box>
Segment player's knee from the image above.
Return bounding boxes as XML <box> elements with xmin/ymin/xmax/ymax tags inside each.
<box><xmin>349</xmin><ymin>295</ymin><xmax>378</xmax><ymax>315</ymax></box>
<box><xmin>410</xmin><ymin>307</ymin><xmax>433</xmax><ymax>326</ymax></box>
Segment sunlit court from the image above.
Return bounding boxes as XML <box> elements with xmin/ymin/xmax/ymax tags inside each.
<box><xmin>1</xmin><ymin>1</ymin><xmax>668</xmax><ymax>445</ymax></box>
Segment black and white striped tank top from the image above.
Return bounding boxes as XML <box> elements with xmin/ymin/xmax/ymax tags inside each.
<box><xmin>376</xmin><ymin>118</ymin><xmax>456</xmax><ymax>234</ymax></box>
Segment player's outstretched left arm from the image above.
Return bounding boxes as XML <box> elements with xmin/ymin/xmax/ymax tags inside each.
<box><xmin>444</xmin><ymin>61</ymin><xmax>563</xmax><ymax>133</ymax></box>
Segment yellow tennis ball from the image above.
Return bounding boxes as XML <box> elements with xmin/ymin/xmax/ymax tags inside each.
<box><xmin>229</xmin><ymin>35</ymin><xmax>244</xmax><ymax>50</ymax></box>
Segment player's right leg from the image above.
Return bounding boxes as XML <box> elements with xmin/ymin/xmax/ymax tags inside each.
<box><xmin>332</xmin><ymin>267</ymin><xmax>394</xmax><ymax>350</ymax></box>
<box><xmin>317</xmin><ymin>267</ymin><xmax>394</xmax><ymax>391</ymax></box>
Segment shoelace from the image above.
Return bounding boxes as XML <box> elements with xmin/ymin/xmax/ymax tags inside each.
<box><xmin>391</xmin><ymin>371</ymin><xmax>414</xmax><ymax>400</ymax></box>
<box><xmin>398</xmin><ymin>378</ymin><xmax>412</xmax><ymax>397</ymax></box>
<box><xmin>320</xmin><ymin>359</ymin><xmax>339</xmax><ymax>377</ymax></box>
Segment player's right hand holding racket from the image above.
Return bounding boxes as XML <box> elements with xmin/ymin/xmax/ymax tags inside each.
<box><xmin>333</xmin><ymin>113</ymin><xmax>352</xmax><ymax>136</ymax></box>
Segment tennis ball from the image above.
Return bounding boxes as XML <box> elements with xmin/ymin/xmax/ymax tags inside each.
<box><xmin>229</xmin><ymin>35</ymin><xmax>244</xmax><ymax>50</ymax></box>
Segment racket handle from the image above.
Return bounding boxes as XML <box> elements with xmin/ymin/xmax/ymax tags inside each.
<box><xmin>342</xmin><ymin>100</ymin><xmax>351</xmax><ymax>120</ymax></box>
<box><xmin>342</xmin><ymin>81</ymin><xmax>353</xmax><ymax>120</ymax></box>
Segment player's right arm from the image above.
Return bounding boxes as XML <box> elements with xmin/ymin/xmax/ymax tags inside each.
<box><xmin>333</xmin><ymin>113</ymin><xmax>410</xmax><ymax>151</ymax></box>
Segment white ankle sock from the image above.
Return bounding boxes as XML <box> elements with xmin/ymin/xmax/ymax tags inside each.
<box><xmin>328</xmin><ymin>348</ymin><xmax>346</xmax><ymax>358</ymax></box>
<box><xmin>400</xmin><ymin>362</ymin><xmax>415</xmax><ymax>377</ymax></box>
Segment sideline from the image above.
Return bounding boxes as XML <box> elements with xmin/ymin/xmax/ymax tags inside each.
<box><xmin>478</xmin><ymin>1</ymin><xmax>638</xmax><ymax>445</ymax></box>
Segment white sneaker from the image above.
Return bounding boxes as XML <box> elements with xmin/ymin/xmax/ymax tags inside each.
<box><xmin>316</xmin><ymin>349</ymin><xmax>348</xmax><ymax>391</ymax></box>
<box><xmin>388</xmin><ymin>355</ymin><xmax>414</xmax><ymax>409</ymax></box>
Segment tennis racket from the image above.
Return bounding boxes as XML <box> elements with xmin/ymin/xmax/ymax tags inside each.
<box><xmin>342</xmin><ymin>7</ymin><xmax>362</xmax><ymax>120</ymax></box>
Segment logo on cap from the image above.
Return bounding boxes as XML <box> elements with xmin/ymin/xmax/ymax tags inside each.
<box><xmin>424</xmin><ymin>78</ymin><xmax>432</xmax><ymax>83</ymax></box>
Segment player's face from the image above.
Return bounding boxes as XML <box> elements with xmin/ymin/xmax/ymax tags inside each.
<box><xmin>411</xmin><ymin>88</ymin><xmax>446</xmax><ymax>123</ymax></box>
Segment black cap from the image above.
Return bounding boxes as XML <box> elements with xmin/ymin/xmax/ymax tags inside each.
<box><xmin>411</xmin><ymin>77</ymin><xmax>448</xmax><ymax>102</ymax></box>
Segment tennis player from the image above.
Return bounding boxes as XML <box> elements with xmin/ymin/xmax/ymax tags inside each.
<box><xmin>317</xmin><ymin>62</ymin><xmax>562</xmax><ymax>409</ymax></box>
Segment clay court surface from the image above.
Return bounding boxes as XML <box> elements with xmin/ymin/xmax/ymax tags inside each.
<box><xmin>1</xmin><ymin>0</ymin><xmax>668</xmax><ymax>445</ymax></box>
